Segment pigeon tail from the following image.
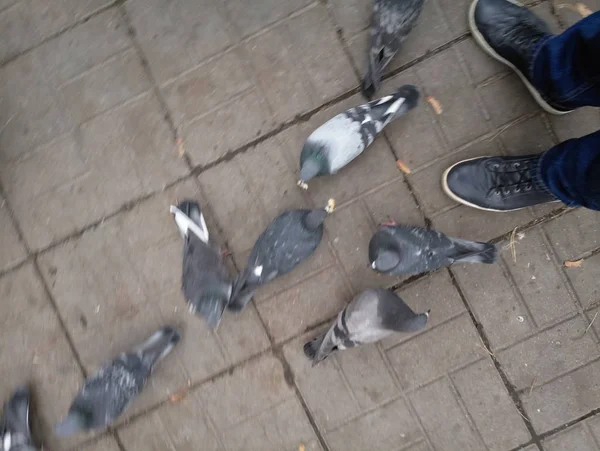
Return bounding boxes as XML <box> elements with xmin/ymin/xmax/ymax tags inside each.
<box><xmin>227</xmin><ymin>269</ymin><xmax>256</xmax><ymax>312</ymax></box>
<box><xmin>191</xmin><ymin>296</ymin><xmax>228</xmax><ymax>330</ymax></box>
<box><xmin>450</xmin><ymin>238</ymin><xmax>498</xmax><ymax>265</ymax></box>
<box><xmin>170</xmin><ymin>202</ymin><xmax>209</xmax><ymax>243</ymax></box>
<box><xmin>368</xmin><ymin>85</ymin><xmax>420</xmax><ymax>129</ymax></box>
<box><xmin>134</xmin><ymin>326</ymin><xmax>181</xmax><ymax>370</ymax></box>
<box><xmin>362</xmin><ymin>46</ymin><xmax>392</xmax><ymax>98</ymax></box>
<box><xmin>55</xmin><ymin>412</ymin><xmax>85</xmax><ymax>437</ymax></box>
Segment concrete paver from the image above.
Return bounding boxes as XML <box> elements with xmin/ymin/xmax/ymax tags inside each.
<box><xmin>0</xmin><ymin>0</ymin><xmax>599</xmax><ymax>450</ymax></box>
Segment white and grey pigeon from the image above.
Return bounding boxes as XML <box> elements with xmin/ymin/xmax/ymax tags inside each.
<box><xmin>298</xmin><ymin>85</ymin><xmax>419</xmax><ymax>189</ymax></box>
<box><xmin>170</xmin><ymin>200</ymin><xmax>232</xmax><ymax>329</ymax></box>
<box><xmin>304</xmin><ymin>288</ymin><xmax>429</xmax><ymax>365</ymax></box>
<box><xmin>369</xmin><ymin>221</ymin><xmax>498</xmax><ymax>275</ymax></box>
<box><xmin>363</xmin><ymin>0</ymin><xmax>425</xmax><ymax>96</ymax></box>
<box><xmin>55</xmin><ymin>326</ymin><xmax>181</xmax><ymax>436</ymax></box>
<box><xmin>229</xmin><ymin>200</ymin><xmax>335</xmax><ymax>311</ymax></box>
<box><xmin>1</xmin><ymin>387</ymin><xmax>37</xmax><ymax>451</ymax></box>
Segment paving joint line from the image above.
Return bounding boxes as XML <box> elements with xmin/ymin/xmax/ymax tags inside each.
<box><xmin>0</xmin><ymin>0</ymin><xmax>125</xmax><ymax>70</ymax></box>
<box><xmin>447</xmin><ymin>267</ymin><xmax>544</xmax><ymax>449</ymax></box>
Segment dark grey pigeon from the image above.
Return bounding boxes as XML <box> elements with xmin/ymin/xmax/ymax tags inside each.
<box><xmin>363</xmin><ymin>0</ymin><xmax>425</xmax><ymax>96</ymax></box>
<box><xmin>1</xmin><ymin>387</ymin><xmax>37</xmax><ymax>451</ymax></box>
<box><xmin>369</xmin><ymin>221</ymin><xmax>498</xmax><ymax>275</ymax></box>
<box><xmin>304</xmin><ymin>288</ymin><xmax>429</xmax><ymax>365</ymax></box>
<box><xmin>298</xmin><ymin>86</ymin><xmax>419</xmax><ymax>189</ymax></box>
<box><xmin>170</xmin><ymin>200</ymin><xmax>232</xmax><ymax>329</ymax></box>
<box><xmin>55</xmin><ymin>326</ymin><xmax>181</xmax><ymax>436</ymax></box>
<box><xmin>229</xmin><ymin>199</ymin><xmax>335</xmax><ymax>311</ymax></box>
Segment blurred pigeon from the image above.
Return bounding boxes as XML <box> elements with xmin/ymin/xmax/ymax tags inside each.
<box><xmin>304</xmin><ymin>288</ymin><xmax>429</xmax><ymax>364</ymax></box>
<box><xmin>55</xmin><ymin>326</ymin><xmax>181</xmax><ymax>436</ymax></box>
<box><xmin>170</xmin><ymin>200</ymin><xmax>232</xmax><ymax>329</ymax></box>
<box><xmin>1</xmin><ymin>386</ymin><xmax>37</xmax><ymax>451</ymax></box>
<box><xmin>298</xmin><ymin>85</ymin><xmax>419</xmax><ymax>189</ymax></box>
<box><xmin>369</xmin><ymin>221</ymin><xmax>497</xmax><ymax>275</ymax></box>
<box><xmin>363</xmin><ymin>0</ymin><xmax>425</xmax><ymax>96</ymax></box>
<box><xmin>229</xmin><ymin>199</ymin><xmax>335</xmax><ymax>311</ymax></box>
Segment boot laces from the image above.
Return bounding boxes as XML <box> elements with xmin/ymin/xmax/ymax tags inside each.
<box><xmin>490</xmin><ymin>161</ymin><xmax>534</xmax><ymax>196</ymax></box>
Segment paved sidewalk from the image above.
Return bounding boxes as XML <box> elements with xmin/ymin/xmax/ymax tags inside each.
<box><xmin>1</xmin><ymin>0</ymin><xmax>600</xmax><ymax>450</ymax></box>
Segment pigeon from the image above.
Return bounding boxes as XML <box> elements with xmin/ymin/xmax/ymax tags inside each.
<box><xmin>304</xmin><ymin>288</ymin><xmax>429</xmax><ymax>365</ymax></box>
<box><xmin>363</xmin><ymin>0</ymin><xmax>425</xmax><ymax>97</ymax></box>
<box><xmin>170</xmin><ymin>200</ymin><xmax>232</xmax><ymax>329</ymax></box>
<box><xmin>1</xmin><ymin>387</ymin><xmax>37</xmax><ymax>451</ymax></box>
<box><xmin>369</xmin><ymin>221</ymin><xmax>498</xmax><ymax>275</ymax></box>
<box><xmin>229</xmin><ymin>199</ymin><xmax>335</xmax><ymax>311</ymax></box>
<box><xmin>55</xmin><ymin>326</ymin><xmax>181</xmax><ymax>436</ymax></box>
<box><xmin>298</xmin><ymin>85</ymin><xmax>419</xmax><ymax>189</ymax></box>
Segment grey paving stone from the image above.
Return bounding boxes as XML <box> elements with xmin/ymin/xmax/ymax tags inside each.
<box><xmin>455</xmin><ymin>38</ymin><xmax>509</xmax><ymax>86</ymax></box>
<box><xmin>585</xmin><ymin>414</ymin><xmax>600</xmax><ymax>445</ymax></box>
<box><xmin>555</xmin><ymin>0</ymin><xmax>600</xmax><ymax>28</ymax></box>
<box><xmin>502</xmin><ymin>228</ymin><xmax>577</xmax><ymax>326</ymax></box>
<box><xmin>498</xmin><ymin>315</ymin><xmax>600</xmax><ymax>391</ymax></box>
<box><xmin>566</xmin><ymin>252</ymin><xmax>600</xmax><ymax>309</ymax></box>
<box><xmin>325</xmin><ymin>202</ymin><xmax>392</xmax><ymax>292</ymax></box>
<box><xmin>222</xmin><ymin>397</ymin><xmax>323</xmax><ymax>451</ymax></box>
<box><xmin>416</xmin><ymin>47</ymin><xmax>491</xmax><ymax>148</ymax></box>
<box><xmin>543</xmin><ymin>423</ymin><xmax>599</xmax><ymax>451</ymax></box>
<box><xmin>386</xmin><ymin>314</ymin><xmax>486</xmax><ymax>390</ymax></box>
<box><xmin>283</xmin><ymin>331</ymin><xmax>363</xmax><ymax>431</ymax></box>
<box><xmin>521</xmin><ymin>359</ymin><xmax>600</xmax><ymax>433</ymax></box>
<box><xmin>0</xmin><ymin>9</ymin><xmax>131</xmax><ymax>162</ymax></box>
<box><xmin>80</xmin><ymin>436</ymin><xmax>121</xmax><ymax>451</ymax></box>
<box><xmin>256</xmin><ymin>266</ymin><xmax>350</xmax><ymax>342</ymax></box>
<box><xmin>0</xmin><ymin>195</ymin><xmax>27</xmax><ymax>272</ymax></box>
<box><xmin>125</xmin><ymin>0</ymin><xmax>235</xmax><ymax>84</ymax></box>
<box><xmin>381</xmin><ymin>70</ymin><xmax>450</xmax><ymax>171</ymax></box>
<box><xmin>544</xmin><ymin>209</ymin><xmax>600</xmax><ymax>260</ymax></box>
<box><xmin>437</xmin><ymin>0</ymin><xmax>471</xmax><ymax>36</ymax></box>
<box><xmin>499</xmin><ymin>115</ymin><xmax>556</xmax><ymax>156</ymax></box>
<box><xmin>530</xmin><ymin>2</ymin><xmax>563</xmax><ymax>34</ymax></box>
<box><xmin>225</xmin><ymin>0</ymin><xmax>313</xmax><ymax>38</ymax></box>
<box><xmin>328</xmin><ymin>0</ymin><xmax>370</xmax><ymax>37</ymax></box>
<box><xmin>118</xmin><ymin>391</ymin><xmax>222</xmax><ymax>451</ymax></box>
<box><xmin>550</xmin><ymin>107</ymin><xmax>600</xmax><ymax>142</ymax></box>
<box><xmin>453</xmin><ymin>261</ymin><xmax>532</xmax><ymax>350</ymax></box>
<box><xmin>0</xmin><ymin>264</ymin><xmax>84</xmax><ymax>451</ymax></box>
<box><xmin>409</xmin><ymin>377</ymin><xmax>486</xmax><ymax>451</ymax></box>
<box><xmin>244</xmin><ymin>4</ymin><xmax>356</xmax><ymax>123</ymax></box>
<box><xmin>432</xmin><ymin>204</ymin><xmax>534</xmax><ymax>242</ymax></box>
<box><xmin>408</xmin><ymin>138</ymin><xmax>503</xmax><ymax>217</ymax></box>
<box><xmin>452</xmin><ymin>359</ymin><xmax>531</xmax><ymax>450</ymax></box>
<box><xmin>326</xmin><ymin>398</ymin><xmax>422</xmax><ymax>451</ymax></box>
<box><xmin>362</xmin><ymin>179</ymin><xmax>425</xmax><ymax>228</ymax></box>
<box><xmin>0</xmin><ymin>0</ymin><xmax>112</xmax><ymax>64</ymax></box>
<box><xmin>197</xmin><ymin>354</ymin><xmax>294</xmax><ymax>428</ymax></box>
<box><xmin>382</xmin><ymin>270</ymin><xmax>466</xmax><ymax>349</ymax></box>
<box><xmin>478</xmin><ymin>73</ymin><xmax>540</xmax><ymax>127</ymax></box>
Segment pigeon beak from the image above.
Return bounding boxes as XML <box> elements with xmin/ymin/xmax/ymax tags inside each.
<box><xmin>371</xmin><ymin>261</ymin><xmax>377</xmax><ymax>269</ymax></box>
<box><xmin>425</xmin><ymin>309</ymin><xmax>431</xmax><ymax>318</ymax></box>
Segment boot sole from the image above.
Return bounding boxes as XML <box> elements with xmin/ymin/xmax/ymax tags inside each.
<box><xmin>468</xmin><ymin>0</ymin><xmax>571</xmax><ymax>116</ymax></box>
<box><xmin>441</xmin><ymin>156</ymin><xmax>561</xmax><ymax>212</ymax></box>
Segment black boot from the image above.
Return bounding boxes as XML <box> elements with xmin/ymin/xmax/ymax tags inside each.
<box><xmin>469</xmin><ymin>0</ymin><xmax>570</xmax><ymax>114</ymax></box>
<box><xmin>442</xmin><ymin>154</ymin><xmax>559</xmax><ymax>211</ymax></box>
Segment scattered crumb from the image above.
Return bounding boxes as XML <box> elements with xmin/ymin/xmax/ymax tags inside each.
<box><xmin>95</xmin><ymin>305</ymin><xmax>100</xmax><ymax>314</ymax></box>
<box><xmin>396</xmin><ymin>159</ymin><xmax>411</xmax><ymax>174</ymax></box>
<box><xmin>297</xmin><ymin>180</ymin><xmax>308</xmax><ymax>190</ymax></box>
<box><xmin>176</xmin><ymin>137</ymin><xmax>185</xmax><ymax>157</ymax></box>
<box><xmin>557</xmin><ymin>2</ymin><xmax>594</xmax><ymax>17</ymax></box>
<box><xmin>299</xmin><ymin>445</ymin><xmax>305</xmax><ymax>451</ymax></box>
<box><xmin>168</xmin><ymin>385</ymin><xmax>190</xmax><ymax>403</ymax></box>
<box><xmin>426</xmin><ymin>96</ymin><xmax>443</xmax><ymax>114</ymax></box>
<box><xmin>517</xmin><ymin>315</ymin><xmax>525</xmax><ymax>323</ymax></box>
<box><xmin>564</xmin><ymin>258</ymin><xmax>584</xmax><ymax>268</ymax></box>
<box><xmin>517</xmin><ymin>232</ymin><xmax>525</xmax><ymax>240</ymax></box>
<box><xmin>325</xmin><ymin>198</ymin><xmax>336</xmax><ymax>213</ymax></box>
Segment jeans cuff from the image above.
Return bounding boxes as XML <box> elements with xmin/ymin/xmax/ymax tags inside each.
<box><xmin>533</xmin><ymin>150</ymin><xmax>558</xmax><ymax>198</ymax></box>
<box><xmin>528</xmin><ymin>34</ymin><xmax>553</xmax><ymax>81</ymax></box>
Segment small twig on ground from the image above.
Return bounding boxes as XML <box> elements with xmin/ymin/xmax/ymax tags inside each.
<box><xmin>509</xmin><ymin>227</ymin><xmax>518</xmax><ymax>263</ymax></box>
<box><xmin>476</xmin><ymin>337</ymin><xmax>495</xmax><ymax>357</ymax></box>
<box><xmin>585</xmin><ymin>312</ymin><xmax>598</xmax><ymax>335</ymax></box>
<box><xmin>488</xmin><ymin>122</ymin><xmax>514</xmax><ymax>141</ymax></box>
<box><xmin>516</xmin><ymin>408</ymin><xmax>531</xmax><ymax>423</ymax></box>
<box><xmin>529</xmin><ymin>376</ymin><xmax>537</xmax><ymax>396</ymax></box>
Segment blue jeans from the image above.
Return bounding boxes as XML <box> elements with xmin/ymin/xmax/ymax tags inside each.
<box><xmin>532</xmin><ymin>12</ymin><xmax>600</xmax><ymax>210</ymax></box>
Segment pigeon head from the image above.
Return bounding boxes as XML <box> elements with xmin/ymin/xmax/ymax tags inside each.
<box><xmin>303</xmin><ymin>199</ymin><xmax>335</xmax><ymax>231</ymax></box>
<box><xmin>298</xmin><ymin>143</ymin><xmax>328</xmax><ymax>188</ymax></box>
<box><xmin>55</xmin><ymin>410</ymin><xmax>89</xmax><ymax>437</ymax></box>
<box><xmin>369</xmin><ymin>231</ymin><xmax>401</xmax><ymax>273</ymax></box>
<box><xmin>405</xmin><ymin>310</ymin><xmax>430</xmax><ymax>332</ymax></box>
